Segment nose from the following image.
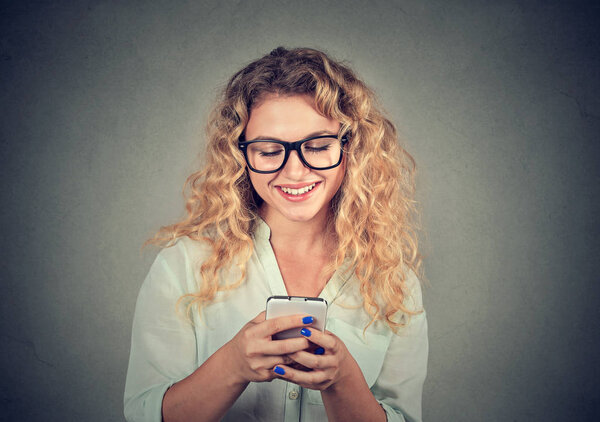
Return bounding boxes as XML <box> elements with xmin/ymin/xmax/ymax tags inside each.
<box><xmin>281</xmin><ymin>150</ymin><xmax>310</xmax><ymax>179</ymax></box>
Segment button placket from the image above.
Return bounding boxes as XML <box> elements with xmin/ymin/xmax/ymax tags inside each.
<box><xmin>283</xmin><ymin>382</ymin><xmax>302</xmax><ymax>421</ymax></box>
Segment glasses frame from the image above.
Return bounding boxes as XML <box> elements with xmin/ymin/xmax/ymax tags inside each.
<box><xmin>238</xmin><ymin>134</ymin><xmax>349</xmax><ymax>174</ymax></box>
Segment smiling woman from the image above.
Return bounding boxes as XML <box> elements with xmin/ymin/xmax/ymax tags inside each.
<box><xmin>124</xmin><ymin>47</ymin><xmax>427</xmax><ymax>422</ymax></box>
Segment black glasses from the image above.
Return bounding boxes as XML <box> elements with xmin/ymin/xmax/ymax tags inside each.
<box><xmin>238</xmin><ymin>134</ymin><xmax>348</xmax><ymax>174</ymax></box>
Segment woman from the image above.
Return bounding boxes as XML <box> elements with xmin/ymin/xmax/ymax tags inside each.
<box><xmin>124</xmin><ymin>47</ymin><xmax>428</xmax><ymax>422</ymax></box>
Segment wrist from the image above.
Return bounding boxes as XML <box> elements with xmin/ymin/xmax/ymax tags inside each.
<box><xmin>323</xmin><ymin>357</ymin><xmax>362</xmax><ymax>394</ymax></box>
<box><xmin>215</xmin><ymin>341</ymin><xmax>250</xmax><ymax>389</ymax></box>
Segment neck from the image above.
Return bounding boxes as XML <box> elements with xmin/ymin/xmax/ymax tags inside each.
<box><xmin>259</xmin><ymin>206</ymin><xmax>333</xmax><ymax>254</ymax></box>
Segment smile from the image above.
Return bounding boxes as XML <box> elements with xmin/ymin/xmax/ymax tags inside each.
<box><xmin>279</xmin><ymin>183</ymin><xmax>317</xmax><ymax>196</ymax></box>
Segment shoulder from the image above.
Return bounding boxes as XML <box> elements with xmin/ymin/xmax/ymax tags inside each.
<box><xmin>143</xmin><ymin>236</ymin><xmax>213</xmax><ymax>296</ymax></box>
<box><xmin>402</xmin><ymin>268</ymin><xmax>424</xmax><ymax>313</ymax></box>
<box><xmin>155</xmin><ymin>235</ymin><xmax>212</xmax><ymax>268</ymax></box>
<box><xmin>382</xmin><ymin>268</ymin><xmax>426</xmax><ymax>335</ymax></box>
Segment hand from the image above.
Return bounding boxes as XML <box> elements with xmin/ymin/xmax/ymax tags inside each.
<box><xmin>224</xmin><ymin>311</ymin><xmax>314</xmax><ymax>385</ymax></box>
<box><xmin>272</xmin><ymin>327</ymin><xmax>359</xmax><ymax>391</ymax></box>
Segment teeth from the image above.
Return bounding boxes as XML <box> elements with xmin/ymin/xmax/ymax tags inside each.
<box><xmin>280</xmin><ymin>183</ymin><xmax>316</xmax><ymax>195</ymax></box>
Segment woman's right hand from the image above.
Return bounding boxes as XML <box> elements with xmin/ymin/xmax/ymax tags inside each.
<box><xmin>224</xmin><ymin>311</ymin><xmax>314</xmax><ymax>384</ymax></box>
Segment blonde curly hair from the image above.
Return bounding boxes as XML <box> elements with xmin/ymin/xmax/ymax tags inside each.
<box><xmin>144</xmin><ymin>47</ymin><xmax>423</xmax><ymax>332</ymax></box>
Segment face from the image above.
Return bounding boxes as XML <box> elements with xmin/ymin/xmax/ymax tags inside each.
<box><xmin>244</xmin><ymin>94</ymin><xmax>346</xmax><ymax>225</ymax></box>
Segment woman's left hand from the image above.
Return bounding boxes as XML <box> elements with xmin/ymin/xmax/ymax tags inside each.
<box><xmin>272</xmin><ymin>327</ymin><xmax>359</xmax><ymax>391</ymax></box>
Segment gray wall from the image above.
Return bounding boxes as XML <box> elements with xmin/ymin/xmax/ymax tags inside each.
<box><xmin>1</xmin><ymin>1</ymin><xmax>598</xmax><ymax>421</ymax></box>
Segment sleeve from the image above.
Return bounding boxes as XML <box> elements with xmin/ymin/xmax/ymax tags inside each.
<box><xmin>371</xmin><ymin>271</ymin><xmax>429</xmax><ymax>422</ymax></box>
<box><xmin>123</xmin><ymin>246</ymin><xmax>199</xmax><ymax>422</ymax></box>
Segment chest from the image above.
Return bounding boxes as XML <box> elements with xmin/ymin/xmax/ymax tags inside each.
<box><xmin>274</xmin><ymin>252</ymin><xmax>332</xmax><ymax>297</ymax></box>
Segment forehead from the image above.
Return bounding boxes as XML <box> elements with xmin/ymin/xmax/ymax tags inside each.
<box><xmin>245</xmin><ymin>94</ymin><xmax>340</xmax><ymax>141</ymax></box>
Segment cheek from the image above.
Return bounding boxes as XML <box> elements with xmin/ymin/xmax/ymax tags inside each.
<box><xmin>248</xmin><ymin>173</ymin><xmax>269</xmax><ymax>195</ymax></box>
<box><xmin>332</xmin><ymin>160</ymin><xmax>347</xmax><ymax>189</ymax></box>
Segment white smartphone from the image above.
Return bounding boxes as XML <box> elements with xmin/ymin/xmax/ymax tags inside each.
<box><xmin>265</xmin><ymin>296</ymin><xmax>328</xmax><ymax>340</ymax></box>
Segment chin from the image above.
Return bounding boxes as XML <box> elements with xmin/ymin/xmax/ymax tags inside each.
<box><xmin>282</xmin><ymin>212</ymin><xmax>318</xmax><ymax>223</ymax></box>
<box><xmin>278</xmin><ymin>206</ymin><xmax>322</xmax><ymax>223</ymax></box>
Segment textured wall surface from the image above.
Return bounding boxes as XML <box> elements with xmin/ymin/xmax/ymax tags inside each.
<box><xmin>1</xmin><ymin>1</ymin><xmax>599</xmax><ymax>421</ymax></box>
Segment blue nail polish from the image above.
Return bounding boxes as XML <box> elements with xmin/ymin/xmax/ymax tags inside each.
<box><xmin>302</xmin><ymin>316</ymin><xmax>314</xmax><ymax>324</ymax></box>
<box><xmin>274</xmin><ymin>366</ymin><xmax>285</xmax><ymax>375</ymax></box>
<box><xmin>301</xmin><ymin>328</ymin><xmax>311</xmax><ymax>337</ymax></box>
<box><xmin>314</xmin><ymin>347</ymin><xmax>325</xmax><ymax>355</ymax></box>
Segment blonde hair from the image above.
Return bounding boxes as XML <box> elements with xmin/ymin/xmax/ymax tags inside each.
<box><xmin>144</xmin><ymin>47</ymin><xmax>423</xmax><ymax>331</ymax></box>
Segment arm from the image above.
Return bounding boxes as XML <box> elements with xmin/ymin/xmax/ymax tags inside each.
<box><xmin>320</xmin><ymin>352</ymin><xmax>387</xmax><ymax>422</ymax></box>
<box><xmin>274</xmin><ymin>271</ymin><xmax>428</xmax><ymax>422</ymax></box>
<box><xmin>371</xmin><ymin>278</ymin><xmax>429</xmax><ymax>422</ymax></box>
<box><xmin>161</xmin><ymin>342</ymin><xmax>249</xmax><ymax>422</ymax></box>
<box><xmin>124</xmin><ymin>250</ymin><xmax>316</xmax><ymax>422</ymax></box>
<box><xmin>274</xmin><ymin>314</ymin><xmax>428</xmax><ymax>422</ymax></box>
<box><xmin>272</xmin><ymin>326</ymin><xmax>385</xmax><ymax>422</ymax></box>
<box><xmin>124</xmin><ymin>252</ymin><xmax>199</xmax><ymax>422</ymax></box>
<box><xmin>162</xmin><ymin>312</ymin><xmax>313</xmax><ymax>422</ymax></box>
<box><xmin>369</xmin><ymin>311</ymin><xmax>428</xmax><ymax>422</ymax></box>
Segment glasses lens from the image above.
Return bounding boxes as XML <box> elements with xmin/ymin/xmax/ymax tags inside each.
<box><xmin>246</xmin><ymin>142</ymin><xmax>286</xmax><ymax>172</ymax></box>
<box><xmin>301</xmin><ymin>137</ymin><xmax>341</xmax><ymax>169</ymax></box>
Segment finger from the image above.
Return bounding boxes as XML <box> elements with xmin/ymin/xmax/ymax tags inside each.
<box><xmin>282</xmin><ymin>355</ymin><xmax>295</xmax><ymax>365</ymax></box>
<box><xmin>251</xmin><ymin>311</ymin><xmax>266</xmax><ymax>322</ymax></box>
<box><xmin>260</xmin><ymin>314</ymin><xmax>315</xmax><ymax>337</ymax></box>
<box><xmin>287</xmin><ymin>350</ymin><xmax>336</xmax><ymax>370</ymax></box>
<box><xmin>245</xmin><ymin>356</ymin><xmax>292</xmax><ymax>383</ymax></box>
<box><xmin>261</xmin><ymin>355</ymin><xmax>294</xmax><ymax>369</ymax></box>
<box><xmin>272</xmin><ymin>364</ymin><xmax>328</xmax><ymax>386</ymax></box>
<box><xmin>299</xmin><ymin>327</ymin><xmax>337</xmax><ymax>350</ymax></box>
<box><xmin>261</xmin><ymin>336</ymin><xmax>310</xmax><ymax>356</ymax></box>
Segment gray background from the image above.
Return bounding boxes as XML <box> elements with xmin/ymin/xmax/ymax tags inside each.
<box><xmin>1</xmin><ymin>1</ymin><xmax>599</xmax><ymax>421</ymax></box>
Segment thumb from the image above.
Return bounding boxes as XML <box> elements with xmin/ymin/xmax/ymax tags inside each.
<box><xmin>252</xmin><ymin>310</ymin><xmax>267</xmax><ymax>322</ymax></box>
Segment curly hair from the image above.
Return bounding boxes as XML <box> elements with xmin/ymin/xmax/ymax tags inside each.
<box><xmin>143</xmin><ymin>47</ymin><xmax>423</xmax><ymax>332</ymax></box>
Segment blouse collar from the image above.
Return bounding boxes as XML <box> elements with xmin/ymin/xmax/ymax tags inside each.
<box><xmin>252</xmin><ymin>216</ymin><xmax>352</xmax><ymax>304</ymax></box>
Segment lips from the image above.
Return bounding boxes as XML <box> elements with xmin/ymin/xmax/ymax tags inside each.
<box><xmin>279</xmin><ymin>182</ymin><xmax>317</xmax><ymax>195</ymax></box>
<box><xmin>275</xmin><ymin>181</ymin><xmax>321</xmax><ymax>201</ymax></box>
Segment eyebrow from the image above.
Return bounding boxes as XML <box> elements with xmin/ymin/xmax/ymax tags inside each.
<box><xmin>246</xmin><ymin>130</ymin><xmax>337</xmax><ymax>142</ymax></box>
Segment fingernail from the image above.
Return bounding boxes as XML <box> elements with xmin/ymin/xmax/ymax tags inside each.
<box><xmin>314</xmin><ymin>347</ymin><xmax>325</xmax><ymax>355</ymax></box>
<box><xmin>302</xmin><ymin>316</ymin><xmax>314</xmax><ymax>324</ymax></box>
<box><xmin>300</xmin><ymin>328</ymin><xmax>311</xmax><ymax>337</ymax></box>
<box><xmin>274</xmin><ymin>366</ymin><xmax>285</xmax><ymax>375</ymax></box>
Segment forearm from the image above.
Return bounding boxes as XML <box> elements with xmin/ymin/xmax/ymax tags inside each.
<box><xmin>162</xmin><ymin>342</ymin><xmax>247</xmax><ymax>422</ymax></box>
<box><xmin>320</xmin><ymin>360</ymin><xmax>386</xmax><ymax>422</ymax></box>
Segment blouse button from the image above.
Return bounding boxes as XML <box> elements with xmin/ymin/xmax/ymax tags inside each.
<box><xmin>288</xmin><ymin>390</ymin><xmax>299</xmax><ymax>400</ymax></box>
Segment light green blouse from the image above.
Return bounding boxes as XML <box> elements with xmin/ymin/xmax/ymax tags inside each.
<box><xmin>124</xmin><ymin>218</ymin><xmax>428</xmax><ymax>422</ymax></box>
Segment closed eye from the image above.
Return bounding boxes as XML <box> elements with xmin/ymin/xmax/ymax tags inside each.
<box><xmin>258</xmin><ymin>150</ymin><xmax>284</xmax><ymax>157</ymax></box>
<box><xmin>304</xmin><ymin>145</ymin><xmax>331</xmax><ymax>153</ymax></box>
